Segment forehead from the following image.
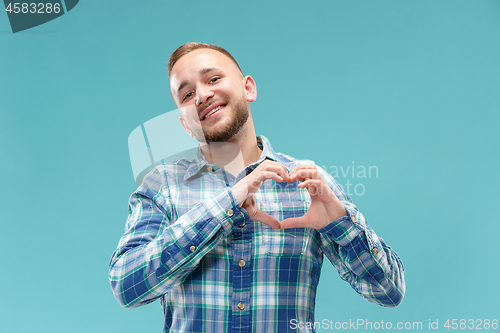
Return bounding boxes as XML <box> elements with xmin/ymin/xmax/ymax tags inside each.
<box><xmin>170</xmin><ymin>49</ymin><xmax>240</xmax><ymax>89</ymax></box>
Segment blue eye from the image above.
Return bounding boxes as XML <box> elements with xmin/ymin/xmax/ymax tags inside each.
<box><xmin>210</xmin><ymin>77</ymin><xmax>219</xmax><ymax>83</ymax></box>
<box><xmin>183</xmin><ymin>92</ymin><xmax>193</xmax><ymax>101</ymax></box>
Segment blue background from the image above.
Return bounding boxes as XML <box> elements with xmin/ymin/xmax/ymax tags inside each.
<box><xmin>1</xmin><ymin>0</ymin><xmax>499</xmax><ymax>332</ymax></box>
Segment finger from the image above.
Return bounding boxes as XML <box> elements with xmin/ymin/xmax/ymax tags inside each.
<box><xmin>245</xmin><ymin>170</ymin><xmax>285</xmax><ymax>194</ymax></box>
<box><xmin>248</xmin><ymin>171</ymin><xmax>284</xmax><ymax>192</ymax></box>
<box><xmin>289</xmin><ymin>167</ymin><xmax>321</xmax><ymax>182</ymax></box>
<box><xmin>298</xmin><ymin>179</ymin><xmax>327</xmax><ymax>196</ymax></box>
<box><xmin>257</xmin><ymin>160</ymin><xmax>290</xmax><ymax>181</ymax></box>
<box><xmin>259</xmin><ymin>170</ymin><xmax>284</xmax><ymax>183</ymax></box>
<box><xmin>289</xmin><ymin>165</ymin><xmax>318</xmax><ymax>178</ymax></box>
<box><xmin>252</xmin><ymin>170</ymin><xmax>285</xmax><ymax>186</ymax></box>
<box><xmin>279</xmin><ymin>216</ymin><xmax>308</xmax><ymax>229</ymax></box>
<box><xmin>252</xmin><ymin>210</ymin><xmax>281</xmax><ymax>229</ymax></box>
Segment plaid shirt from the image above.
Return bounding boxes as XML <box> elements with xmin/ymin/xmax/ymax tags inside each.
<box><xmin>109</xmin><ymin>136</ymin><xmax>405</xmax><ymax>333</ymax></box>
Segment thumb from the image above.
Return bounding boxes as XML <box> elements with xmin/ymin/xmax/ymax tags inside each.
<box><xmin>252</xmin><ymin>210</ymin><xmax>281</xmax><ymax>230</ymax></box>
<box><xmin>279</xmin><ymin>216</ymin><xmax>307</xmax><ymax>229</ymax></box>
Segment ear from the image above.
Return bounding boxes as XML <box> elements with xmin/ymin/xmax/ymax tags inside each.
<box><xmin>179</xmin><ymin>116</ymin><xmax>194</xmax><ymax>137</ymax></box>
<box><xmin>243</xmin><ymin>75</ymin><xmax>257</xmax><ymax>102</ymax></box>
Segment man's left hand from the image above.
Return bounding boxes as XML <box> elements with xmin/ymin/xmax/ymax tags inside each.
<box><xmin>280</xmin><ymin>165</ymin><xmax>347</xmax><ymax>230</ymax></box>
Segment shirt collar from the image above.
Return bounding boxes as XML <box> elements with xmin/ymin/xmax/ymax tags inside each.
<box><xmin>183</xmin><ymin>135</ymin><xmax>288</xmax><ymax>181</ymax></box>
<box><xmin>183</xmin><ymin>145</ymin><xmax>208</xmax><ymax>180</ymax></box>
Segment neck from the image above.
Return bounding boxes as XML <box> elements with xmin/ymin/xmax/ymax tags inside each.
<box><xmin>199</xmin><ymin>117</ymin><xmax>261</xmax><ymax>176</ymax></box>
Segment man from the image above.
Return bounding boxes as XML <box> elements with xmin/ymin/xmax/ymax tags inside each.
<box><xmin>109</xmin><ymin>42</ymin><xmax>405</xmax><ymax>333</ymax></box>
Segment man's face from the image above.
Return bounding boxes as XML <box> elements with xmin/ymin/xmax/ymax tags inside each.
<box><xmin>170</xmin><ymin>48</ymin><xmax>255</xmax><ymax>142</ymax></box>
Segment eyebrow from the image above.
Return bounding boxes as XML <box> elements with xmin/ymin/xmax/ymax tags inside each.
<box><xmin>176</xmin><ymin>67</ymin><xmax>219</xmax><ymax>95</ymax></box>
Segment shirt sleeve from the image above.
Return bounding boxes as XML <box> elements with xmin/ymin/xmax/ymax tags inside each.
<box><xmin>316</xmin><ymin>166</ymin><xmax>406</xmax><ymax>307</ymax></box>
<box><xmin>108</xmin><ymin>167</ymin><xmax>243</xmax><ymax>309</ymax></box>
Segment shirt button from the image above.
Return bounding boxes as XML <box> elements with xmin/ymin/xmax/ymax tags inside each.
<box><xmin>190</xmin><ymin>245</ymin><xmax>196</xmax><ymax>252</ymax></box>
<box><xmin>227</xmin><ymin>209</ymin><xmax>234</xmax><ymax>217</ymax></box>
<box><xmin>207</xmin><ymin>166</ymin><xmax>214</xmax><ymax>172</ymax></box>
<box><xmin>352</xmin><ymin>216</ymin><xmax>357</xmax><ymax>223</ymax></box>
<box><xmin>238</xmin><ymin>260</ymin><xmax>246</xmax><ymax>268</ymax></box>
<box><xmin>237</xmin><ymin>302</ymin><xmax>245</xmax><ymax>310</ymax></box>
<box><xmin>372</xmin><ymin>248</ymin><xmax>378</xmax><ymax>255</ymax></box>
<box><xmin>239</xmin><ymin>223</ymin><xmax>245</xmax><ymax>228</ymax></box>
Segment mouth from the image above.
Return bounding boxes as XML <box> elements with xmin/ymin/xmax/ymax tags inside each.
<box><xmin>201</xmin><ymin>104</ymin><xmax>226</xmax><ymax>121</ymax></box>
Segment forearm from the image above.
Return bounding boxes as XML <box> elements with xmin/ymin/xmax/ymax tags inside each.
<box><xmin>109</xmin><ymin>187</ymin><xmax>242</xmax><ymax>308</ymax></box>
<box><xmin>320</xmin><ymin>204</ymin><xmax>405</xmax><ymax>307</ymax></box>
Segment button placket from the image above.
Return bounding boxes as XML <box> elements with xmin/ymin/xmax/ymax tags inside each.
<box><xmin>231</xmin><ymin>215</ymin><xmax>251</xmax><ymax>329</ymax></box>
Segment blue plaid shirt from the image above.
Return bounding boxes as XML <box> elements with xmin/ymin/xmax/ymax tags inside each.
<box><xmin>109</xmin><ymin>136</ymin><xmax>405</xmax><ymax>333</ymax></box>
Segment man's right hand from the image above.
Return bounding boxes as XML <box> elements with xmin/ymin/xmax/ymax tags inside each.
<box><xmin>231</xmin><ymin>160</ymin><xmax>290</xmax><ymax>229</ymax></box>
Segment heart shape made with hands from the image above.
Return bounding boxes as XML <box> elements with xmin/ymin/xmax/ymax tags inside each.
<box><xmin>236</xmin><ymin>161</ymin><xmax>347</xmax><ymax>230</ymax></box>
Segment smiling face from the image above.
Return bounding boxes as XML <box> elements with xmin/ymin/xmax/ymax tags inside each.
<box><xmin>170</xmin><ymin>48</ymin><xmax>256</xmax><ymax>143</ymax></box>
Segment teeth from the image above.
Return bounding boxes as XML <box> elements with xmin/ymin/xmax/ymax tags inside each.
<box><xmin>204</xmin><ymin>106</ymin><xmax>224</xmax><ymax>119</ymax></box>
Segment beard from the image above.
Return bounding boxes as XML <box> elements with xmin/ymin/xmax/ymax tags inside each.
<box><xmin>198</xmin><ymin>95</ymin><xmax>249</xmax><ymax>143</ymax></box>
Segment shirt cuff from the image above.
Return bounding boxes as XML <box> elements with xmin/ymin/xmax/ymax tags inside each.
<box><xmin>318</xmin><ymin>202</ymin><xmax>365</xmax><ymax>247</ymax></box>
<box><xmin>210</xmin><ymin>187</ymin><xmax>248</xmax><ymax>233</ymax></box>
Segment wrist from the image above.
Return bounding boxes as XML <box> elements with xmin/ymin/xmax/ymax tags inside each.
<box><xmin>327</xmin><ymin>202</ymin><xmax>348</xmax><ymax>223</ymax></box>
<box><xmin>231</xmin><ymin>179</ymin><xmax>249</xmax><ymax>206</ymax></box>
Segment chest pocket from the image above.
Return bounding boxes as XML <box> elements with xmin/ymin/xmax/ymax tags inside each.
<box><xmin>259</xmin><ymin>201</ymin><xmax>310</xmax><ymax>257</ymax></box>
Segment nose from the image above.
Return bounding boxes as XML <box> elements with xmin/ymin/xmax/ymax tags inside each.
<box><xmin>195</xmin><ymin>84</ymin><xmax>214</xmax><ymax>107</ymax></box>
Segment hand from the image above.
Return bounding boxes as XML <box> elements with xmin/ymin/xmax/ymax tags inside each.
<box><xmin>240</xmin><ymin>195</ymin><xmax>281</xmax><ymax>230</ymax></box>
<box><xmin>231</xmin><ymin>160</ymin><xmax>290</xmax><ymax>229</ymax></box>
<box><xmin>280</xmin><ymin>165</ymin><xmax>347</xmax><ymax>230</ymax></box>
